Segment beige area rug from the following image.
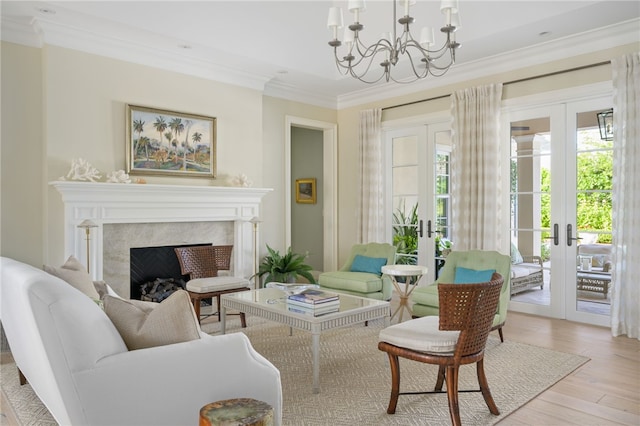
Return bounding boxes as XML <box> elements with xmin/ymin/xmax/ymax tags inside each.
<box><xmin>2</xmin><ymin>317</ymin><xmax>589</xmax><ymax>426</ymax></box>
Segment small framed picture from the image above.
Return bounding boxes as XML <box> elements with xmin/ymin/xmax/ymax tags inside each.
<box><xmin>295</xmin><ymin>178</ymin><xmax>316</xmax><ymax>204</ymax></box>
<box><xmin>125</xmin><ymin>104</ymin><xmax>216</xmax><ymax>178</ymax></box>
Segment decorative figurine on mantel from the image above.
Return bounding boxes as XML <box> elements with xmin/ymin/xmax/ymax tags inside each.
<box><xmin>228</xmin><ymin>173</ymin><xmax>253</xmax><ymax>187</ymax></box>
<box><xmin>60</xmin><ymin>158</ymin><xmax>102</xmax><ymax>182</ymax></box>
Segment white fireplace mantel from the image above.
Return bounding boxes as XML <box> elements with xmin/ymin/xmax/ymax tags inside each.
<box><xmin>50</xmin><ymin>181</ymin><xmax>272</xmax><ymax>286</ymax></box>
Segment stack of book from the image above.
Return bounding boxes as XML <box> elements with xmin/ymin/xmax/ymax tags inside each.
<box><xmin>286</xmin><ymin>289</ymin><xmax>340</xmax><ymax>316</ymax></box>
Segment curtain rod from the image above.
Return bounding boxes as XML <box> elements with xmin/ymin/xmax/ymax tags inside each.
<box><xmin>381</xmin><ymin>60</ymin><xmax>612</xmax><ymax>111</ymax></box>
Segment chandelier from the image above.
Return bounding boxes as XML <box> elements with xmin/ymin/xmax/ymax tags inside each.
<box><xmin>327</xmin><ymin>0</ymin><xmax>461</xmax><ymax>84</ymax></box>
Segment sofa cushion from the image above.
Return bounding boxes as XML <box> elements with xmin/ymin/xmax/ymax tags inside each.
<box><xmin>44</xmin><ymin>256</ymin><xmax>100</xmax><ymax>301</ymax></box>
<box><xmin>318</xmin><ymin>271</ymin><xmax>384</xmax><ymax>293</ymax></box>
<box><xmin>454</xmin><ymin>267</ymin><xmax>496</xmax><ymax>284</ymax></box>
<box><xmin>578</xmin><ymin>244</ymin><xmax>611</xmax><ymax>267</ymax></box>
<box><xmin>511</xmin><ymin>263</ymin><xmax>541</xmax><ymax>279</ymax></box>
<box><xmin>349</xmin><ymin>255</ymin><xmax>387</xmax><ymax>276</ymax></box>
<box><xmin>103</xmin><ymin>290</ymin><xmax>201</xmax><ymax>350</ymax></box>
<box><xmin>410</xmin><ymin>284</ymin><xmax>439</xmax><ymax>306</ymax></box>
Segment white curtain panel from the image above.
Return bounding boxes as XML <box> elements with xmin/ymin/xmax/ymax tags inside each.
<box><xmin>450</xmin><ymin>83</ymin><xmax>504</xmax><ymax>251</ymax></box>
<box><xmin>357</xmin><ymin>108</ymin><xmax>385</xmax><ymax>243</ymax></box>
<box><xmin>611</xmin><ymin>52</ymin><xmax>640</xmax><ymax>339</ymax></box>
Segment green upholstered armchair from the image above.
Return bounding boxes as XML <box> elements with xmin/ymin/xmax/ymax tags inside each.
<box><xmin>318</xmin><ymin>243</ymin><xmax>397</xmax><ymax>300</ymax></box>
<box><xmin>410</xmin><ymin>250</ymin><xmax>511</xmax><ymax>341</ymax></box>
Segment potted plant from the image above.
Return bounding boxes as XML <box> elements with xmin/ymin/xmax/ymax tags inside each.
<box><xmin>435</xmin><ymin>235</ymin><xmax>453</xmax><ymax>258</ymax></box>
<box><xmin>254</xmin><ymin>245</ymin><xmax>316</xmax><ymax>285</ymax></box>
<box><xmin>392</xmin><ymin>201</ymin><xmax>418</xmax><ymax>265</ymax></box>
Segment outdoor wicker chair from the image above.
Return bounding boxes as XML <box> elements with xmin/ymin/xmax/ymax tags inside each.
<box><xmin>378</xmin><ymin>273</ymin><xmax>504</xmax><ymax>426</ymax></box>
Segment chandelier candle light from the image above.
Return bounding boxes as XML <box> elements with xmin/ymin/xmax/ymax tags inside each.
<box><xmin>327</xmin><ymin>0</ymin><xmax>461</xmax><ymax>83</ymax></box>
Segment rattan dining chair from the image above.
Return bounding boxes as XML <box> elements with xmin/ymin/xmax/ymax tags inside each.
<box><xmin>174</xmin><ymin>245</ymin><xmax>250</xmax><ymax>327</ymax></box>
<box><xmin>378</xmin><ymin>273</ymin><xmax>504</xmax><ymax>426</ymax></box>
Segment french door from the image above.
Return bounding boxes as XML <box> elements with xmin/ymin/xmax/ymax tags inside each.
<box><xmin>506</xmin><ymin>95</ymin><xmax>612</xmax><ymax>326</ymax></box>
<box><xmin>384</xmin><ymin>121</ymin><xmax>452</xmax><ymax>284</ymax></box>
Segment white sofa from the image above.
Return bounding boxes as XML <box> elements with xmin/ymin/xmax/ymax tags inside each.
<box><xmin>0</xmin><ymin>257</ymin><xmax>282</xmax><ymax>425</ymax></box>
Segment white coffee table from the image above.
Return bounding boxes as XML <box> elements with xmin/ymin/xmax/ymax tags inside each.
<box><xmin>220</xmin><ymin>288</ymin><xmax>390</xmax><ymax>393</ymax></box>
<box><xmin>381</xmin><ymin>264</ymin><xmax>428</xmax><ymax>323</ymax></box>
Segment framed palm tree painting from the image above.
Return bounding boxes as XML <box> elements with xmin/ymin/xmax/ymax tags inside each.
<box><xmin>126</xmin><ymin>104</ymin><xmax>216</xmax><ymax>178</ymax></box>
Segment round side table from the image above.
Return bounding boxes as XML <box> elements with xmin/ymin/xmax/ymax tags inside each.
<box><xmin>199</xmin><ymin>398</ymin><xmax>273</xmax><ymax>426</ymax></box>
<box><xmin>381</xmin><ymin>264</ymin><xmax>428</xmax><ymax>323</ymax></box>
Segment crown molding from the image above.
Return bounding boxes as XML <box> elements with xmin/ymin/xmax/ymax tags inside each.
<box><xmin>335</xmin><ymin>18</ymin><xmax>640</xmax><ymax>110</ymax></box>
<box><xmin>2</xmin><ymin>16</ymin><xmax>274</xmax><ymax>92</ymax></box>
<box><xmin>1</xmin><ymin>16</ymin><xmax>43</xmax><ymax>47</ymax></box>
<box><xmin>2</xmin><ymin>14</ymin><xmax>637</xmax><ymax>110</ymax></box>
<box><xmin>263</xmin><ymin>80</ymin><xmax>339</xmax><ymax>110</ymax></box>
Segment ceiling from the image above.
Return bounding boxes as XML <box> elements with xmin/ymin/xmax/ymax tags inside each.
<box><xmin>2</xmin><ymin>1</ymin><xmax>639</xmax><ymax>108</ymax></box>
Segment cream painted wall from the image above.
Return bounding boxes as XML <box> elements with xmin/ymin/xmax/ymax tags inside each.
<box><xmin>0</xmin><ymin>42</ymin><xmax>339</xmax><ymax>270</ymax></box>
<box><xmin>0</xmin><ymin>42</ymin><xmax>44</xmax><ymax>266</ymax></box>
<box><xmin>41</xmin><ymin>45</ymin><xmax>267</xmax><ymax>266</ymax></box>
<box><xmin>260</xmin><ymin>96</ymin><xmax>336</xmax><ymax>257</ymax></box>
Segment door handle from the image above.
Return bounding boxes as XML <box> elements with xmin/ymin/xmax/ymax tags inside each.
<box><xmin>544</xmin><ymin>223</ymin><xmax>560</xmax><ymax>246</ymax></box>
<box><xmin>566</xmin><ymin>224</ymin><xmax>582</xmax><ymax>247</ymax></box>
<box><xmin>418</xmin><ymin>220</ymin><xmax>424</xmax><ymax>238</ymax></box>
<box><xmin>425</xmin><ymin>220</ymin><xmax>433</xmax><ymax>238</ymax></box>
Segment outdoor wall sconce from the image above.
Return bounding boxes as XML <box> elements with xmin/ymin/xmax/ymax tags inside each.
<box><xmin>597</xmin><ymin>109</ymin><xmax>613</xmax><ymax>141</ymax></box>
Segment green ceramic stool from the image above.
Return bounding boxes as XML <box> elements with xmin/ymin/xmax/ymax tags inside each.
<box><xmin>199</xmin><ymin>398</ymin><xmax>273</xmax><ymax>426</ymax></box>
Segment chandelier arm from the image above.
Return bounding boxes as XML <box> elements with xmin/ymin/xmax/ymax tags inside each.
<box><xmin>403</xmin><ymin>53</ymin><xmax>430</xmax><ymax>80</ymax></box>
<box><xmin>334</xmin><ymin>49</ymin><xmax>389</xmax><ymax>84</ymax></box>
<box><xmin>353</xmin><ymin>37</ymin><xmax>394</xmax><ymax>61</ymax></box>
<box><xmin>352</xmin><ymin>61</ymin><xmax>389</xmax><ymax>84</ymax></box>
<box><xmin>334</xmin><ymin>44</ymin><xmax>385</xmax><ymax>72</ymax></box>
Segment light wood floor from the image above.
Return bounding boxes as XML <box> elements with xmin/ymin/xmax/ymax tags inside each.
<box><xmin>2</xmin><ymin>311</ymin><xmax>638</xmax><ymax>425</ymax></box>
<box><xmin>497</xmin><ymin>312</ymin><xmax>639</xmax><ymax>425</ymax></box>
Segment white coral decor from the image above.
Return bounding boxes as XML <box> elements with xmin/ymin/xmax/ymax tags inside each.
<box><xmin>63</xmin><ymin>158</ymin><xmax>102</xmax><ymax>182</ymax></box>
<box><xmin>228</xmin><ymin>173</ymin><xmax>253</xmax><ymax>187</ymax></box>
<box><xmin>106</xmin><ymin>170</ymin><xmax>131</xmax><ymax>184</ymax></box>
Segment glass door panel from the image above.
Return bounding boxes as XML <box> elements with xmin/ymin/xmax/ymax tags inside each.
<box><xmin>570</xmin><ymin>105</ymin><xmax>613</xmax><ymax>323</ymax></box>
<box><xmin>386</xmin><ymin>123</ymin><xmax>450</xmax><ymax>284</ymax></box>
<box><xmin>434</xmin><ymin>146</ymin><xmax>452</xmax><ymax>279</ymax></box>
<box><xmin>509</xmin><ymin>116</ymin><xmax>553</xmax><ymax>308</ymax></box>
<box><xmin>389</xmin><ymin>130</ymin><xmax>421</xmax><ymax>267</ymax></box>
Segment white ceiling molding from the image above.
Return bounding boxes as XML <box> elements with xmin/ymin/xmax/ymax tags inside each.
<box><xmin>335</xmin><ymin>18</ymin><xmax>640</xmax><ymax>110</ymax></box>
<box><xmin>2</xmin><ymin>11</ymin><xmax>638</xmax><ymax>110</ymax></box>
<box><xmin>1</xmin><ymin>16</ymin><xmax>43</xmax><ymax>48</ymax></box>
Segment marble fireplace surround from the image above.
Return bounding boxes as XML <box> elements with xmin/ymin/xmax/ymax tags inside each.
<box><xmin>51</xmin><ymin>181</ymin><xmax>272</xmax><ymax>298</ymax></box>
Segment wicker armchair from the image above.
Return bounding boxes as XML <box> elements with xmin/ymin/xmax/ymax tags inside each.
<box><xmin>378</xmin><ymin>273</ymin><xmax>504</xmax><ymax>426</ymax></box>
<box><xmin>174</xmin><ymin>245</ymin><xmax>250</xmax><ymax>325</ymax></box>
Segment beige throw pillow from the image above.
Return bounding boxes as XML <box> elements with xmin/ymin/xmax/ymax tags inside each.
<box><xmin>44</xmin><ymin>256</ymin><xmax>101</xmax><ymax>300</ymax></box>
<box><xmin>93</xmin><ymin>280</ymin><xmax>109</xmax><ymax>300</ymax></box>
<box><xmin>103</xmin><ymin>290</ymin><xmax>201</xmax><ymax>350</ymax></box>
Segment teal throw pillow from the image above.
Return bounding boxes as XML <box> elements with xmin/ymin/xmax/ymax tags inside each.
<box><xmin>454</xmin><ymin>267</ymin><xmax>496</xmax><ymax>284</ymax></box>
<box><xmin>350</xmin><ymin>255</ymin><xmax>387</xmax><ymax>276</ymax></box>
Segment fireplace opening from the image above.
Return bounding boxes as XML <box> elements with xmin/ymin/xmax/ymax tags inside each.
<box><xmin>130</xmin><ymin>243</ymin><xmax>211</xmax><ymax>300</ymax></box>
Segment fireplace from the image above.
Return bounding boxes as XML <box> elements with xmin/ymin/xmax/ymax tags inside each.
<box><xmin>130</xmin><ymin>242</ymin><xmax>210</xmax><ymax>300</ymax></box>
<box><xmin>51</xmin><ymin>181</ymin><xmax>272</xmax><ymax>298</ymax></box>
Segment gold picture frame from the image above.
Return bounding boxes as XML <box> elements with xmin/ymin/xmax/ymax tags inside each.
<box><xmin>295</xmin><ymin>178</ymin><xmax>316</xmax><ymax>204</ymax></box>
<box><xmin>126</xmin><ymin>104</ymin><xmax>216</xmax><ymax>178</ymax></box>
